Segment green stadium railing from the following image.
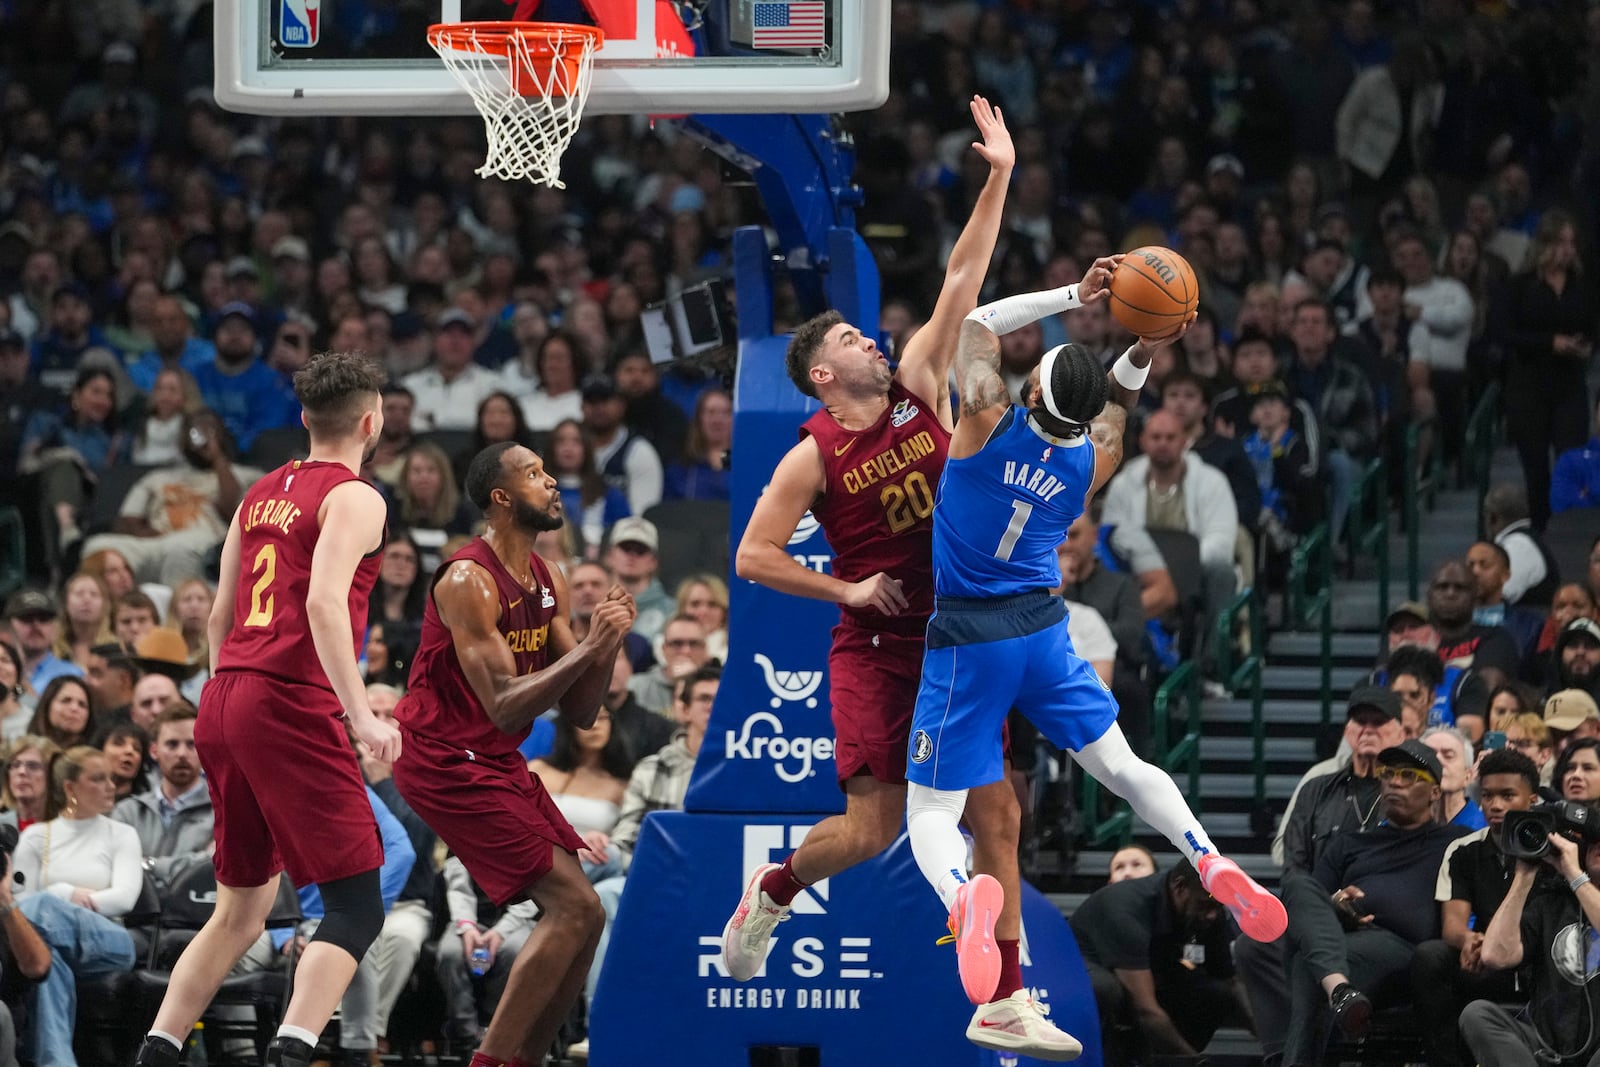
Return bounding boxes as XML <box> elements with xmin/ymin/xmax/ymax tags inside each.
<box><xmin>1079</xmin><ymin>660</ymin><xmax>1204</xmax><ymax>850</ymax></box>
<box><xmin>1215</xmin><ymin>588</ymin><xmax>1267</xmax><ymax>805</ymax></box>
<box><xmin>1348</xmin><ymin>458</ymin><xmax>1390</xmax><ymax>631</ymax></box>
<box><xmin>1404</xmin><ymin>414</ymin><xmax>1443</xmax><ymax>600</ymax></box>
<box><xmin>1462</xmin><ymin>382</ymin><xmax>1502</xmax><ymax>535</ymax></box>
<box><xmin>1287</xmin><ymin>522</ymin><xmax>1334</xmax><ymax>725</ymax></box>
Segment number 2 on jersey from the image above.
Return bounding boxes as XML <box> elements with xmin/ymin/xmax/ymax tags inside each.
<box><xmin>881</xmin><ymin>471</ymin><xmax>934</xmax><ymax>533</ymax></box>
<box><xmin>995</xmin><ymin>500</ymin><xmax>1034</xmax><ymax>561</ymax></box>
<box><xmin>243</xmin><ymin>544</ymin><xmax>277</xmax><ymax>627</ymax></box>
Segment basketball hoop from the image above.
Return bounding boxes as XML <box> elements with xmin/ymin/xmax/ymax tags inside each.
<box><xmin>427</xmin><ymin>21</ymin><xmax>603</xmax><ymax>189</ymax></box>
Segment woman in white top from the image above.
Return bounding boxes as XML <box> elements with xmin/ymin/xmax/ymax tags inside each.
<box><xmin>13</xmin><ymin>745</ymin><xmax>141</xmax><ymax>1066</ymax></box>
<box><xmin>530</xmin><ymin>710</ymin><xmax>636</xmax><ymax>882</ymax></box>
<box><xmin>513</xmin><ymin>331</ymin><xmax>588</xmax><ymax>433</ymax></box>
<box><xmin>130</xmin><ymin>368</ymin><xmax>197</xmax><ymax>466</ymax></box>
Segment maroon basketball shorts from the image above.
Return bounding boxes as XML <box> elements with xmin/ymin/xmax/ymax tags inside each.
<box><xmin>393</xmin><ymin>726</ymin><xmax>587</xmax><ymax>907</ymax></box>
<box><xmin>197</xmin><ymin>671</ymin><xmax>383</xmax><ymax>888</ymax></box>
<box><xmin>827</xmin><ymin>622</ymin><xmax>926</xmax><ymax>786</ymax></box>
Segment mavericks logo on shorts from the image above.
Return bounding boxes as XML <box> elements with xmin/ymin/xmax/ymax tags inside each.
<box><xmin>911</xmin><ymin>729</ymin><xmax>932</xmax><ymax>764</ymax></box>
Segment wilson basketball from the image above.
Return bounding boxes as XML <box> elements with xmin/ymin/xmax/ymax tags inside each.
<box><xmin>1108</xmin><ymin>246</ymin><xmax>1199</xmax><ymax>340</ymax></box>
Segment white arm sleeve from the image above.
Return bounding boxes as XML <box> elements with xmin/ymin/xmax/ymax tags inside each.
<box><xmin>965</xmin><ymin>285</ymin><xmax>1083</xmax><ymax>336</ymax></box>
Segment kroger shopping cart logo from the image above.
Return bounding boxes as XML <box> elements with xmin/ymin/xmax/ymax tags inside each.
<box><xmin>788</xmin><ymin>510</ymin><xmax>822</xmax><ymax>546</ymax></box>
<box><xmin>754</xmin><ymin>653</ymin><xmax>822</xmax><ymax>709</ymax></box>
<box><xmin>280</xmin><ymin>0</ymin><xmax>320</xmax><ymax>46</ymax></box>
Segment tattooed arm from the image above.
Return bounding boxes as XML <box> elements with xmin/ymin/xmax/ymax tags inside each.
<box><xmin>1088</xmin><ymin>401</ymin><xmax>1128</xmax><ymax>499</ymax></box>
<box><xmin>947</xmin><ymin>317</ymin><xmax>1013</xmax><ymax>461</ymax></box>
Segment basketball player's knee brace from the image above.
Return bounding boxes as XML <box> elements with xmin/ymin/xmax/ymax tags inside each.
<box><xmin>309</xmin><ymin>869</ymin><xmax>384</xmax><ymax>961</ymax></box>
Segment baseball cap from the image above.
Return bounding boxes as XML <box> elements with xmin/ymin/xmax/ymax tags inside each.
<box><xmin>1544</xmin><ymin>688</ymin><xmax>1600</xmax><ymax>733</ymax></box>
<box><xmin>215</xmin><ymin>301</ymin><xmax>258</xmax><ymax>332</ymax></box>
<box><xmin>1206</xmin><ymin>153</ymin><xmax>1245</xmax><ymax>179</ymax></box>
<box><xmin>225</xmin><ymin>255</ymin><xmax>260</xmax><ymax>280</ymax></box>
<box><xmin>4</xmin><ymin>588</ymin><xmax>56</xmax><ymax>620</ymax></box>
<box><xmin>1250</xmin><ymin>379</ymin><xmax>1289</xmax><ymax>405</ymax></box>
<box><xmin>0</xmin><ymin>329</ymin><xmax>24</xmax><ymax>351</ymax></box>
<box><xmin>581</xmin><ymin>373</ymin><xmax>619</xmax><ymax>402</ymax></box>
<box><xmin>51</xmin><ymin>281</ymin><xmax>91</xmax><ymax>305</ymax></box>
<box><xmin>1377</xmin><ymin>738</ymin><xmax>1443</xmax><ymax>782</ymax></box>
<box><xmin>609</xmin><ymin>517</ymin><xmax>659</xmax><ymax>554</ymax></box>
<box><xmin>270</xmin><ymin>236</ymin><xmax>310</xmax><ymax>263</ymax></box>
<box><xmin>102</xmin><ymin>41</ymin><xmax>137</xmax><ymax>65</ymax></box>
<box><xmin>436</xmin><ymin>307</ymin><xmax>475</xmax><ymax>332</ymax></box>
<box><xmin>229</xmin><ymin>135</ymin><xmax>268</xmax><ymax>162</ymax></box>
<box><xmin>1347</xmin><ymin>686</ymin><xmax>1401</xmax><ymax>722</ymax></box>
<box><xmin>1385</xmin><ymin>600</ymin><xmax>1430</xmax><ymax>630</ymax></box>
<box><xmin>1559</xmin><ymin>617</ymin><xmax>1600</xmax><ymax>648</ymax></box>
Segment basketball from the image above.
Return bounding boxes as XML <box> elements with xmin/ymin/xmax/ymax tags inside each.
<box><xmin>1108</xmin><ymin>246</ymin><xmax>1199</xmax><ymax>340</ymax></box>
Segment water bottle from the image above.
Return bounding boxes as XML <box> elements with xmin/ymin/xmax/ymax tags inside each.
<box><xmin>469</xmin><ymin>944</ymin><xmax>491</xmax><ymax>977</ymax></box>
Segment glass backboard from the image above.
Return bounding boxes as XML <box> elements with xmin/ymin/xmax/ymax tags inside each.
<box><xmin>216</xmin><ymin>0</ymin><xmax>887</xmax><ymax>116</ymax></box>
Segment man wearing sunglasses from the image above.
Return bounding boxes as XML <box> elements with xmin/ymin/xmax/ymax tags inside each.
<box><xmin>1274</xmin><ymin>738</ymin><xmax>1473</xmax><ymax>1063</ymax></box>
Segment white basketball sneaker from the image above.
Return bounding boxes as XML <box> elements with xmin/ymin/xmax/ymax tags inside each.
<box><xmin>720</xmin><ymin>862</ymin><xmax>791</xmax><ymax>981</ymax></box>
<box><xmin>966</xmin><ymin>990</ymin><xmax>1084</xmax><ymax>1061</ymax></box>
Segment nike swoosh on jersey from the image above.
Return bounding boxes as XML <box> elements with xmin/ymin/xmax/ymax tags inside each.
<box><xmin>833</xmin><ymin>440</ymin><xmax>857</xmax><ymax>457</ymax></box>
<box><xmin>509</xmin><ymin>598</ymin><xmax>523</xmax><ymax>609</ymax></box>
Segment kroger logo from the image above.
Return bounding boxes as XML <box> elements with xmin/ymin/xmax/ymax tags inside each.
<box><xmin>726</xmin><ymin>712</ymin><xmax>834</xmax><ymax>782</ymax></box>
<box><xmin>754</xmin><ymin>653</ymin><xmax>822</xmax><ymax>709</ymax></box>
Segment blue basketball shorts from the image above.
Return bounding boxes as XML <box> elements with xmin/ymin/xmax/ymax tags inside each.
<box><xmin>905</xmin><ymin>593</ymin><xmax>1119</xmax><ymax>792</ymax></box>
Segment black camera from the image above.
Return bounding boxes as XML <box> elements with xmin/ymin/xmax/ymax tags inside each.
<box><xmin>1502</xmin><ymin>801</ymin><xmax>1600</xmax><ymax>860</ymax></box>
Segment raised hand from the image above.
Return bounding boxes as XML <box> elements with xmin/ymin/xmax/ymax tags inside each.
<box><xmin>968</xmin><ymin>95</ymin><xmax>1014</xmax><ymax>173</ymax></box>
<box><xmin>1078</xmin><ymin>254</ymin><xmax>1125</xmax><ymax>303</ymax></box>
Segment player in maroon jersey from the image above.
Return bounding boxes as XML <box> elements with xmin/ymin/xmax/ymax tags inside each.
<box><xmin>719</xmin><ymin>95</ymin><xmax>1034</xmax><ymax>987</ymax></box>
<box><xmin>391</xmin><ymin>440</ymin><xmax>635</xmax><ymax>1067</ymax></box>
<box><xmin>133</xmin><ymin>352</ymin><xmax>401</xmax><ymax>1067</ymax></box>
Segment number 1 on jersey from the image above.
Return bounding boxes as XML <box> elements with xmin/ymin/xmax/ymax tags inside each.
<box><xmin>994</xmin><ymin>500</ymin><xmax>1034</xmax><ymax>561</ymax></box>
<box><xmin>243</xmin><ymin>544</ymin><xmax>277</xmax><ymax>627</ymax></box>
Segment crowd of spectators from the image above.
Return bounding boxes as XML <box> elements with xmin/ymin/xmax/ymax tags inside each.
<box><xmin>0</xmin><ymin>0</ymin><xmax>1598</xmax><ymax>1064</ymax></box>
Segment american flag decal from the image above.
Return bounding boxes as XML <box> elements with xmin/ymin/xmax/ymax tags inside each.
<box><xmin>751</xmin><ymin>1</ymin><xmax>826</xmax><ymax>49</ymax></box>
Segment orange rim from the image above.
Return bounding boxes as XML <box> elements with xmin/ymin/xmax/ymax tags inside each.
<box><xmin>427</xmin><ymin>21</ymin><xmax>604</xmax><ymax>59</ymax></box>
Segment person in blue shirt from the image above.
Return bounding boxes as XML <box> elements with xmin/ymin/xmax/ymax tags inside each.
<box><xmin>189</xmin><ymin>302</ymin><xmax>296</xmax><ymax>454</ymax></box>
<box><xmin>126</xmin><ymin>295</ymin><xmax>215</xmax><ymax>394</ymax></box>
<box><xmin>1551</xmin><ymin>396</ymin><xmax>1600</xmax><ymax>514</ymax></box>
<box><xmin>1419</xmin><ymin>727</ymin><xmax>1486</xmax><ymax>830</ymax></box>
<box><xmin>904</xmin><ymin>266</ymin><xmax>1286</xmax><ymax>1054</ymax></box>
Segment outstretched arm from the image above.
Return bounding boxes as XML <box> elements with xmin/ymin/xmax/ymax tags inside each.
<box><xmin>948</xmin><ymin>258</ymin><xmax>1121</xmax><ymax>460</ymax></box>
<box><xmin>896</xmin><ymin>96</ymin><xmax>1014</xmax><ymax>425</ymax></box>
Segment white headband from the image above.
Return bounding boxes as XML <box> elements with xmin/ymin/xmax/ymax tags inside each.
<box><xmin>1038</xmin><ymin>345</ymin><xmax>1074</xmax><ymax>423</ymax></box>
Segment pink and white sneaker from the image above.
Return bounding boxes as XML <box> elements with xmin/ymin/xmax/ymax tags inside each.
<box><xmin>720</xmin><ymin>863</ymin><xmax>791</xmax><ymax>981</ymax></box>
<box><xmin>1197</xmin><ymin>854</ymin><xmax>1287</xmax><ymax>942</ymax></box>
<box><xmin>938</xmin><ymin>873</ymin><xmax>1003</xmax><ymax>1004</ymax></box>
<box><xmin>966</xmin><ymin>990</ymin><xmax>1083</xmax><ymax>1061</ymax></box>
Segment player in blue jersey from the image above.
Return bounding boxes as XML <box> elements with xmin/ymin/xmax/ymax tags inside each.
<box><xmin>905</xmin><ymin>271</ymin><xmax>1287</xmax><ymax>1058</ymax></box>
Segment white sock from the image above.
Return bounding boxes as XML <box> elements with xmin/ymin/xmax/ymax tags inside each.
<box><xmin>275</xmin><ymin>1025</ymin><xmax>320</xmax><ymax>1048</ymax></box>
<box><xmin>1073</xmin><ymin>724</ymin><xmax>1218</xmax><ymax>864</ymax></box>
<box><xmin>145</xmin><ymin>1031</ymin><xmax>182</xmax><ymax>1051</ymax></box>
<box><xmin>907</xmin><ymin>783</ymin><xmax>972</xmax><ymax>912</ymax></box>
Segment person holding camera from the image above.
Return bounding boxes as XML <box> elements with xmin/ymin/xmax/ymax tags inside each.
<box><xmin>1410</xmin><ymin>749</ymin><xmax>1542</xmax><ymax>1067</ymax></box>
<box><xmin>0</xmin><ymin>825</ymin><xmax>52</xmax><ymax>1067</ymax></box>
<box><xmin>1467</xmin><ymin>798</ymin><xmax>1600</xmax><ymax>1064</ymax></box>
<box><xmin>79</xmin><ymin>410</ymin><xmax>262</xmax><ymax>587</ymax></box>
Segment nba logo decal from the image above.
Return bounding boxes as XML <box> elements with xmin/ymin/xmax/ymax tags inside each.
<box><xmin>911</xmin><ymin>729</ymin><xmax>932</xmax><ymax>764</ymax></box>
<box><xmin>280</xmin><ymin>0</ymin><xmax>320</xmax><ymax>47</ymax></box>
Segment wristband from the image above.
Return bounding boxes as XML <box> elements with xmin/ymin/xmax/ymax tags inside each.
<box><xmin>1572</xmin><ymin>873</ymin><xmax>1592</xmax><ymax>893</ymax></box>
<box><xmin>1111</xmin><ymin>347</ymin><xmax>1150</xmax><ymax>392</ymax></box>
<box><xmin>456</xmin><ymin>919</ymin><xmax>479</xmax><ymax>931</ymax></box>
<box><xmin>0</xmin><ymin>901</ymin><xmax>16</xmax><ymax>918</ymax></box>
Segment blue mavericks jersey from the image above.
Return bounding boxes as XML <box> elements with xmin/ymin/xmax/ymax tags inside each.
<box><xmin>931</xmin><ymin>408</ymin><xmax>1096</xmax><ymax>599</ymax></box>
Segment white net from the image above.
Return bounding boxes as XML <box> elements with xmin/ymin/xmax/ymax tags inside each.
<box><xmin>428</xmin><ymin>22</ymin><xmax>602</xmax><ymax>189</ymax></box>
